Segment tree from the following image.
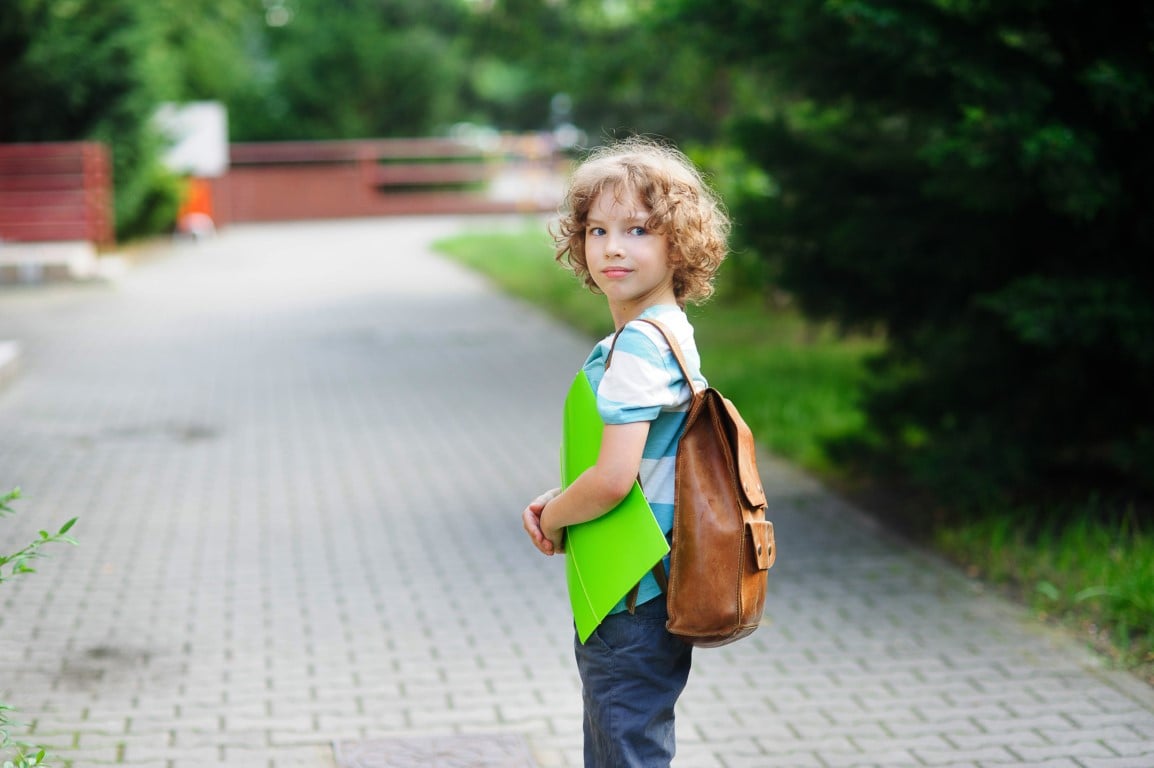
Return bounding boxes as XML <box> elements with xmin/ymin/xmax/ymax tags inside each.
<box><xmin>137</xmin><ymin>0</ymin><xmax>260</xmax><ymax>104</ymax></box>
<box><xmin>668</xmin><ymin>0</ymin><xmax>1154</xmax><ymax>508</ymax></box>
<box><xmin>461</xmin><ymin>0</ymin><xmax>735</xmax><ymax>142</ymax></box>
<box><xmin>227</xmin><ymin>0</ymin><xmax>469</xmax><ymax>140</ymax></box>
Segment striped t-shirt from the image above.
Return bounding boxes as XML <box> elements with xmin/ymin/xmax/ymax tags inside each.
<box><xmin>582</xmin><ymin>304</ymin><xmax>705</xmax><ymax>613</ymax></box>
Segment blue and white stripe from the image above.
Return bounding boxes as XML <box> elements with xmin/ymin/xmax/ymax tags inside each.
<box><xmin>581</xmin><ymin>304</ymin><xmax>705</xmax><ymax>612</ymax></box>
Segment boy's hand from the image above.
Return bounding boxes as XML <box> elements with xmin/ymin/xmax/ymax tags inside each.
<box><xmin>522</xmin><ymin>488</ymin><xmax>561</xmax><ymax>555</ymax></box>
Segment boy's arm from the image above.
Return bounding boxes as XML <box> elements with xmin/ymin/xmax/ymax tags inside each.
<box><xmin>539</xmin><ymin>421</ymin><xmax>650</xmax><ymax>548</ymax></box>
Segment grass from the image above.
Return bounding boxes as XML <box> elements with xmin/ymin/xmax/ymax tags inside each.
<box><xmin>936</xmin><ymin>509</ymin><xmax>1154</xmax><ymax>680</ymax></box>
<box><xmin>433</xmin><ymin>225</ymin><xmax>1154</xmax><ymax>681</ymax></box>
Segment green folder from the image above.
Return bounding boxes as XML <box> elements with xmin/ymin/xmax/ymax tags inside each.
<box><xmin>561</xmin><ymin>370</ymin><xmax>670</xmax><ymax>644</ymax></box>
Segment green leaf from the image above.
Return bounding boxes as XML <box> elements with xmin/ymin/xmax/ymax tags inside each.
<box><xmin>1035</xmin><ymin>580</ymin><xmax>1061</xmax><ymax>601</ymax></box>
<box><xmin>1073</xmin><ymin>585</ymin><xmax>1116</xmax><ymax>603</ymax></box>
<box><xmin>57</xmin><ymin>518</ymin><xmax>78</xmax><ymax>535</ymax></box>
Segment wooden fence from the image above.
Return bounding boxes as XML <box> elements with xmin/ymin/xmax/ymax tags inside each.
<box><xmin>209</xmin><ymin>136</ymin><xmax>562</xmax><ymax>225</ymax></box>
<box><xmin>0</xmin><ymin>136</ymin><xmax>563</xmax><ymax>247</ymax></box>
<box><xmin>0</xmin><ymin>142</ymin><xmax>114</xmax><ymax>244</ymax></box>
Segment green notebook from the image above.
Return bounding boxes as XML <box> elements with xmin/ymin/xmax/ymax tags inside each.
<box><xmin>561</xmin><ymin>370</ymin><xmax>670</xmax><ymax>643</ymax></box>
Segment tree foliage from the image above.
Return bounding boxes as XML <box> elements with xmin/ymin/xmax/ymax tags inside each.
<box><xmin>230</xmin><ymin>0</ymin><xmax>469</xmax><ymax>140</ymax></box>
<box><xmin>462</xmin><ymin>0</ymin><xmax>730</xmax><ymax>141</ymax></box>
<box><xmin>668</xmin><ymin>0</ymin><xmax>1154</xmax><ymax>508</ymax></box>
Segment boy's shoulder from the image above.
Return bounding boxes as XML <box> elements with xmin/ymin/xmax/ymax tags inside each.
<box><xmin>632</xmin><ymin>305</ymin><xmax>691</xmax><ymax>330</ymax></box>
<box><xmin>586</xmin><ymin>306</ymin><xmax>697</xmax><ymax>374</ymax></box>
<box><xmin>612</xmin><ymin>307</ymin><xmax>700</xmax><ymax>377</ymax></box>
<box><xmin>629</xmin><ymin>306</ymin><xmax>695</xmax><ymax>349</ymax></box>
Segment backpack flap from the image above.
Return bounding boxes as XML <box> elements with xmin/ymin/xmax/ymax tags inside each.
<box><xmin>747</xmin><ymin>520</ymin><xmax>776</xmax><ymax>570</ymax></box>
<box><xmin>722</xmin><ymin>395</ymin><xmax>767</xmax><ymax>509</ymax></box>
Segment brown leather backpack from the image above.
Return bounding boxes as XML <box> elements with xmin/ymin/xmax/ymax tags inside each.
<box><xmin>625</xmin><ymin>318</ymin><xmax>776</xmax><ymax>647</ymax></box>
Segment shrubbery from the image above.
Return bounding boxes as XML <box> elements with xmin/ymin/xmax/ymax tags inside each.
<box><xmin>671</xmin><ymin>0</ymin><xmax>1154</xmax><ymax>513</ymax></box>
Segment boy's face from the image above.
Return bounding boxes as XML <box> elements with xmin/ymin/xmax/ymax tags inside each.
<box><xmin>585</xmin><ymin>185</ymin><xmax>676</xmax><ymax>318</ymax></box>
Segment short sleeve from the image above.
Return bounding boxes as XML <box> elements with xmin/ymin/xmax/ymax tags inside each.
<box><xmin>596</xmin><ymin>323</ymin><xmax>684</xmax><ymax>425</ymax></box>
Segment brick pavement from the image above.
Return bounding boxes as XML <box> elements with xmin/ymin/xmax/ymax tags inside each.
<box><xmin>0</xmin><ymin>217</ymin><xmax>1152</xmax><ymax>768</ymax></box>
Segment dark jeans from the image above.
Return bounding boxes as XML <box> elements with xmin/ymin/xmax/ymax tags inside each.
<box><xmin>574</xmin><ymin>596</ymin><xmax>693</xmax><ymax>768</ymax></box>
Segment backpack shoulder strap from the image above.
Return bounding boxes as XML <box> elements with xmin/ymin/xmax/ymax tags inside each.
<box><xmin>634</xmin><ymin>318</ymin><xmax>700</xmax><ymax>396</ymax></box>
<box><xmin>610</xmin><ymin>317</ymin><xmax>697</xmax><ymax>613</ymax></box>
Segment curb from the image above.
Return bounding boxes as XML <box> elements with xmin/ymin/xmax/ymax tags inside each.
<box><xmin>0</xmin><ymin>241</ymin><xmax>98</xmax><ymax>284</ymax></box>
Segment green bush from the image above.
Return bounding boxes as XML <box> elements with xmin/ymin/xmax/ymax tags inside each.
<box><xmin>670</xmin><ymin>0</ymin><xmax>1154</xmax><ymax>512</ymax></box>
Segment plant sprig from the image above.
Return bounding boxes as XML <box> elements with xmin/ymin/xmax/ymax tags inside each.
<box><xmin>0</xmin><ymin>490</ymin><xmax>78</xmax><ymax>586</ymax></box>
<box><xmin>1</xmin><ymin>488</ymin><xmax>78</xmax><ymax>768</ymax></box>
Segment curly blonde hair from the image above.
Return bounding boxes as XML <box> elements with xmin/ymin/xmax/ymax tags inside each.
<box><xmin>554</xmin><ymin>137</ymin><xmax>730</xmax><ymax>305</ymax></box>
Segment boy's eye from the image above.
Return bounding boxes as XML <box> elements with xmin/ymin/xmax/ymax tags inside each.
<box><xmin>588</xmin><ymin>226</ymin><xmax>606</xmax><ymax>236</ymax></box>
<box><xmin>628</xmin><ymin>226</ymin><xmax>646</xmax><ymax>236</ymax></box>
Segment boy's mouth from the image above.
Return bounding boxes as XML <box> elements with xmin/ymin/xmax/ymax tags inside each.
<box><xmin>602</xmin><ymin>268</ymin><xmax>632</xmax><ymax>278</ymax></box>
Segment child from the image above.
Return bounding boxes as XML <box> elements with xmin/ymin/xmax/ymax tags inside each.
<box><xmin>522</xmin><ymin>137</ymin><xmax>729</xmax><ymax>767</ymax></box>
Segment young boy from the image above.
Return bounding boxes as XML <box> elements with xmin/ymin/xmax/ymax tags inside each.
<box><xmin>522</xmin><ymin>137</ymin><xmax>730</xmax><ymax>767</ymax></box>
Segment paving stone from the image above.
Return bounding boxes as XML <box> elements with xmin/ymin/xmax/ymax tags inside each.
<box><xmin>815</xmin><ymin>757</ymin><xmax>913</xmax><ymax>768</ymax></box>
<box><xmin>914</xmin><ymin>745</ymin><xmax>1018</xmax><ymax>764</ymax></box>
<box><xmin>1079</xmin><ymin>758</ymin><xmax>1154</xmax><ymax>768</ymax></box>
<box><xmin>333</xmin><ymin>734</ymin><xmax>537</xmax><ymax>768</ymax></box>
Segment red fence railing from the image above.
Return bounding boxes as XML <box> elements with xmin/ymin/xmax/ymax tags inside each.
<box><xmin>0</xmin><ymin>142</ymin><xmax>114</xmax><ymax>244</ymax></box>
<box><xmin>209</xmin><ymin>136</ymin><xmax>563</xmax><ymax>225</ymax></box>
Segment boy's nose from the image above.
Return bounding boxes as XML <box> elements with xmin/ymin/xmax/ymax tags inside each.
<box><xmin>606</xmin><ymin>235</ymin><xmax>624</xmax><ymax>257</ymax></box>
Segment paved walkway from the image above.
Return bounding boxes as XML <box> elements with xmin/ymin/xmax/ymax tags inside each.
<box><xmin>1</xmin><ymin>217</ymin><xmax>1152</xmax><ymax>768</ymax></box>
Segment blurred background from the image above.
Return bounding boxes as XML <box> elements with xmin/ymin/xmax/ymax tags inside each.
<box><xmin>2</xmin><ymin>0</ymin><xmax>1152</xmax><ymax>677</ymax></box>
